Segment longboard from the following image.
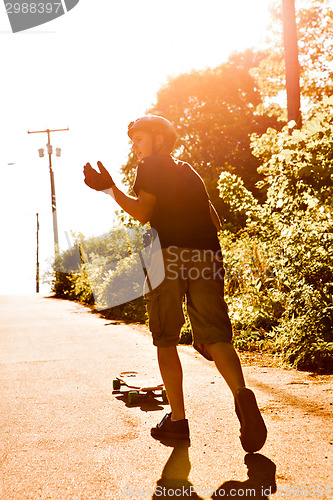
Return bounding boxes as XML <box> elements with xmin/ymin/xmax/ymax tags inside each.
<box><xmin>113</xmin><ymin>371</ymin><xmax>168</xmax><ymax>404</ymax></box>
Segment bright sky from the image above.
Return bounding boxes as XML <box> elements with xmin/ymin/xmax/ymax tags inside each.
<box><xmin>0</xmin><ymin>0</ymin><xmax>275</xmax><ymax>294</ymax></box>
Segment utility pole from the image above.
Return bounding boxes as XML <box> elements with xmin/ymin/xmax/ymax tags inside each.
<box><xmin>282</xmin><ymin>0</ymin><xmax>302</xmax><ymax>129</ymax></box>
<box><xmin>36</xmin><ymin>213</ymin><xmax>39</xmax><ymax>293</ymax></box>
<box><xmin>28</xmin><ymin>127</ymin><xmax>69</xmax><ymax>258</ymax></box>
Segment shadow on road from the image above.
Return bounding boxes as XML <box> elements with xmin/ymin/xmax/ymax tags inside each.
<box><xmin>152</xmin><ymin>446</ymin><xmax>276</xmax><ymax>499</ymax></box>
<box><xmin>113</xmin><ymin>392</ymin><xmax>168</xmax><ymax>412</ymax></box>
<box><xmin>152</xmin><ymin>443</ymin><xmax>203</xmax><ymax>499</ymax></box>
<box><xmin>212</xmin><ymin>454</ymin><xmax>277</xmax><ymax>499</ymax></box>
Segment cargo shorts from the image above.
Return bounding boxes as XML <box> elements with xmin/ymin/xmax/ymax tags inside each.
<box><xmin>144</xmin><ymin>246</ymin><xmax>233</xmax><ymax>348</ymax></box>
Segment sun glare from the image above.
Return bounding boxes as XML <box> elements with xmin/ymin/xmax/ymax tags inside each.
<box><xmin>0</xmin><ymin>0</ymin><xmax>276</xmax><ymax>294</ymax></box>
<box><xmin>125</xmin><ymin>0</ymin><xmax>273</xmax><ymax>77</ymax></box>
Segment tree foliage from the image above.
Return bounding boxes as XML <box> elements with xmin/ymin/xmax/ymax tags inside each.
<box><xmin>252</xmin><ymin>97</ymin><xmax>333</xmax><ymax>215</ymax></box>
<box><xmin>50</xmin><ymin>227</ymin><xmax>148</xmax><ymax>323</ymax></box>
<box><xmin>219</xmin><ymin>98</ymin><xmax>333</xmax><ymax>373</ymax></box>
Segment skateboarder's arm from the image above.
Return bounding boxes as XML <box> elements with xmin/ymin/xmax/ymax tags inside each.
<box><xmin>83</xmin><ymin>161</ymin><xmax>156</xmax><ymax>224</ymax></box>
<box><xmin>108</xmin><ymin>186</ymin><xmax>156</xmax><ymax>224</ymax></box>
<box><xmin>209</xmin><ymin>201</ymin><xmax>221</xmax><ymax>231</ymax></box>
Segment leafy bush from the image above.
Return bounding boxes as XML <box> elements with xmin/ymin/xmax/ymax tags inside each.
<box><xmin>218</xmin><ymin>98</ymin><xmax>333</xmax><ymax>373</ymax></box>
<box><xmin>101</xmin><ymin>296</ymin><xmax>147</xmax><ymax>324</ymax></box>
<box><xmin>51</xmin><ymin>227</ymin><xmax>148</xmax><ymax>324</ymax></box>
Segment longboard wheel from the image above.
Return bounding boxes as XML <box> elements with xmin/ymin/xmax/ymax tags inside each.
<box><xmin>162</xmin><ymin>389</ymin><xmax>168</xmax><ymax>403</ymax></box>
<box><xmin>113</xmin><ymin>379</ymin><xmax>121</xmax><ymax>390</ymax></box>
<box><xmin>128</xmin><ymin>391</ymin><xmax>139</xmax><ymax>404</ymax></box>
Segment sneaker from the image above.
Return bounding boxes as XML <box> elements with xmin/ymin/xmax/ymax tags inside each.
<box><xmin>235</xmin><ymin>387</ymin><xmax>267</xmax><ymax>453</ymax></box>
<box><xmin>151</xmin><ymin>413</ymin><xmax>190</xmax><ymax>444</ymax></box>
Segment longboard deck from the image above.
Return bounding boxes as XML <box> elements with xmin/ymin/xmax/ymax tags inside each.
<box><xmin>116</xmin><ymin>371</ymin><xmax>164</xmax><ymax>391</ymax></box>
<box><xmin>113</xmin><ymin>371</ymin><xmax>168</xmax><ymax>404</ymax></box>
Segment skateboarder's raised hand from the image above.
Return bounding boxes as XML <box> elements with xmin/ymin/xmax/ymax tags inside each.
<box><xmin>83</xmin><ymin>161</ymin><xmax>115</xmax><ymax>191</ymax></box>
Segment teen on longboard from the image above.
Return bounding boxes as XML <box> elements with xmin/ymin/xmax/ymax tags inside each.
<box><xmin>83</xmin><ymin>115</ymin><xmax>267</xmax><ymax>451</ymax></box>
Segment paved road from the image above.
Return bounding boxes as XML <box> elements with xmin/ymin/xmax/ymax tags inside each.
<box><xmin>0</xmin><ymin>295</ymin><xmax>332</xmax><ymax>500</ymax></box>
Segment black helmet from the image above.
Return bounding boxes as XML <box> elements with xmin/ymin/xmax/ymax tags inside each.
<box><xmin>128</xmin><ymin>115</ymin><xmax>177</xmax><ymax>151</ymax></box>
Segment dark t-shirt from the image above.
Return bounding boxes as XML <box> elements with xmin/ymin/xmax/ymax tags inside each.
<box><xmin>132</xmin><ymin>155</ymin><xmax>220</xmax><ymax>251</ymax></box>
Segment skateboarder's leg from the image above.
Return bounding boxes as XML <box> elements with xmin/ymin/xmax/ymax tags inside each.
<box><xmin>157</xmin><ymin>345</ymin><xmax>185</xmax><ymax>421</ymax></box>
<box><xmin>203</xmin><ymin>341</ymin><xmax>245</xmax><ymax>396</ymax></box>
<box><xmin>204</xmin><ymin>341</ymin><xmax>267</xmax><ymax>452</ymax></box>
<box><xmin>186</xmin><ymin>260</ymin><xmax>245</xmax><ymax>396</ymax></box>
